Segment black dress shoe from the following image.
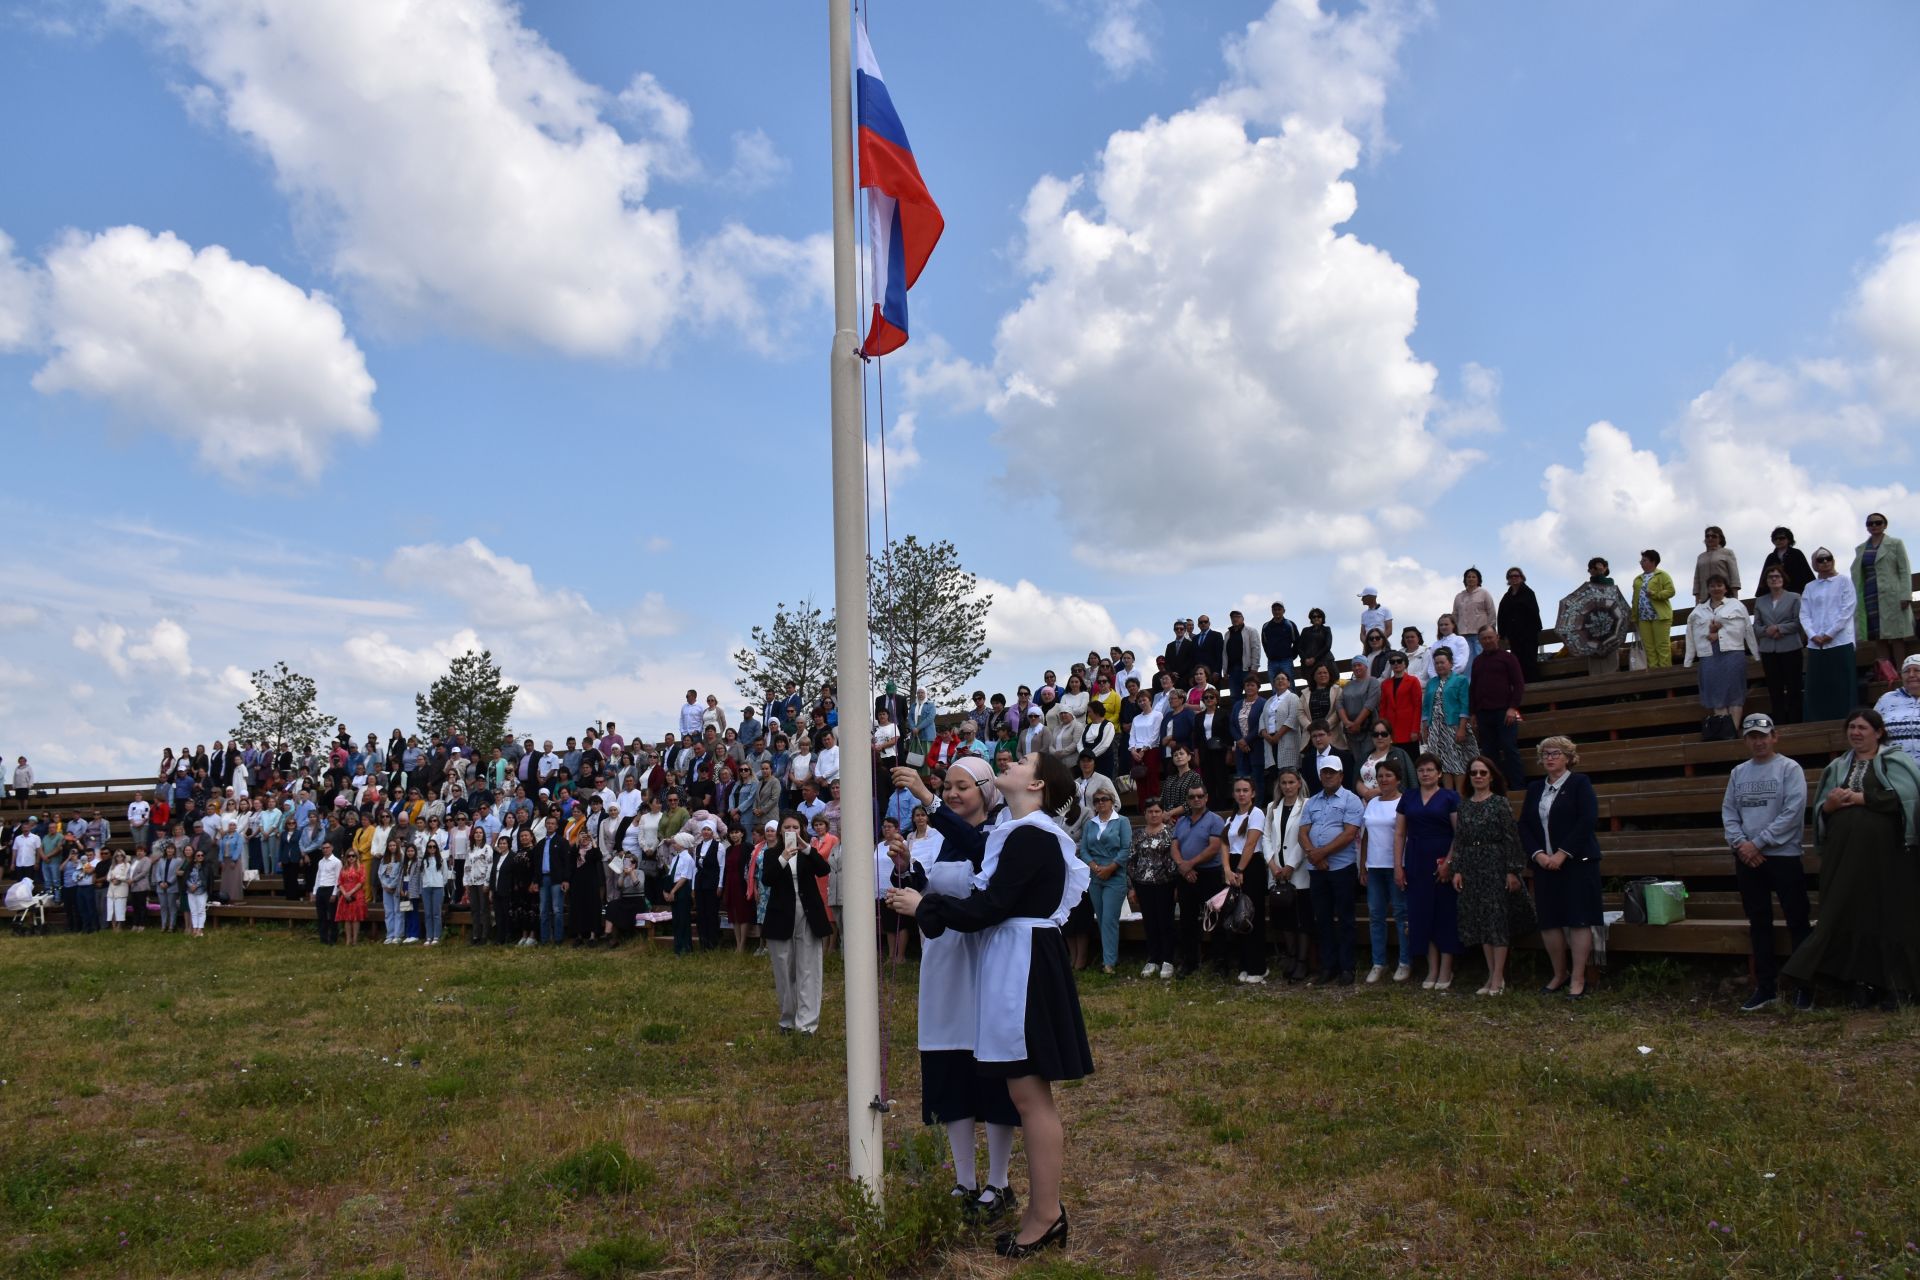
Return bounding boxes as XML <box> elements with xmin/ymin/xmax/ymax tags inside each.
<box><xmin>994</xmin><ymin>1208</ymin><xmax>1068</xmax><ymax>1258</ymax></box>
<box><xmin>964</xmin><ymin>1184</ymin><xmax>1015</xmax><ymax>1223</ymax></box>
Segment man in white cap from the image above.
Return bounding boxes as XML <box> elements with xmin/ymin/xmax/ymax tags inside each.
<box><xmin>1720</xmin><ymin>713</ymin><xmax>1812</xmax><ymax>1011</ymax></box>
<box><xmin>1358</xmin><ymin>588</ymin><xmax>1392</xmax><ymax>653</ymax></box>
<box><xmin>1872</xmin><ymin>655</ymin><xmax>1920</xmax><ymax>770</ymax></box>
<box><xmin>1300</xmin><ymin>753</ymin><xmax>1363</xmax><ymax>985</ymax></box>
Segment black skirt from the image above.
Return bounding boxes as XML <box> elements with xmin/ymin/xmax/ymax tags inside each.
<box><xmin>1533</xmin><ymin>859</ymin><xmax>1604</xmax><ymax>930</ymax></box>
<box><xmin>977</xmin><ymin>930</ymin><xmax>1094</xmax><ymax>1083</ymax></box>
<box><xmin>921</xmin><ymin>1048</ymin><xmax>1019</xmax><ymax>1126</ymax></box>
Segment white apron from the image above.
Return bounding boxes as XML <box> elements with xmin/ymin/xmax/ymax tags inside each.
<box><xmin>917</xmin><ymin>860</ymin><xmax>982</xmax><ymax>1051</ymax></box>
<box><xmin>970</xmin><ymin>810</ymin><xmax>1088</xmax><ymax>1063</ymax></box>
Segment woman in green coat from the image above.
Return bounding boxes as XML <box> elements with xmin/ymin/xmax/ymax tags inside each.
<box><xmin>1852</xmin><ymin>512</ymin><xmax>1914</xmax><ymax>683</ymax></box>
<box><xmin>1782</xmin><ymin>707</ymin><xmax>1920</xmax><ymax>1010</ymax></box>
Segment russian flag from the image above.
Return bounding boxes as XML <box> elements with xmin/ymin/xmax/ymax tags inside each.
<box><xmin>855</xmin><ymin>20</ymin><xmax>943</xmax><ymax>358</ymax></box>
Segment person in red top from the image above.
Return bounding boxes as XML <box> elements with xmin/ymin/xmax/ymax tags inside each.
<box><xmin>927</xmin><ymin>725</ymin><xmax>961</xmax><ymax>773</ymax></box>
<box><xmin>1379</xmin><ymin>652</ymin><xmax>1424</xmax><ymax>756</ymax></box>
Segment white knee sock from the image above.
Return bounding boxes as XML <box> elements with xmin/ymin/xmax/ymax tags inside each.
<box><xmin>985</xmin><ymin>1121</ymin><xmax>1016</xmax><ymax>1190</ymax></box>
<box><xmin>945</xmin><ymin>1120</ymin><xmax>978</xmax><ymax>1190</ymax></box>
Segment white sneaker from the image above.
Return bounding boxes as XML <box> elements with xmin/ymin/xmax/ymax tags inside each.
<box><xmin>1141</xmin><ymin>962</ymin><xmax>1158</xmax><ymax>977</ymax></box>
<box><xmin>383</xmin><ymin>938</ymin><xmax>396</xmax><ymax>945</ymax></box>
<box><xmin>1366</xmin><ymin>965</ymin><xmax>1385</xmax><ymax>984</ymax></box>
<box><xmin>1159</xmin><ymin>962</ymin><xmax>1174</xmax><ymax>979</ymax></box>
<box><xmin>1393</xmin><ymin>964</ymin><xmax>1412</xmax><ymax>982</ymax></box>
<box><xmin>1238</xmin><ymin>972</ymin><xmax>1267</xmax><ymax>985</ymax></box>
<box><xmin>401</xmin><ymin>937</ymin><xmax>418</xmax><ymax>944</ymax></box>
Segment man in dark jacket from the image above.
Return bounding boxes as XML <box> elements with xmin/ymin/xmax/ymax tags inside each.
<box><xmin>1164</xmin><ymin>620</ymin><xmax>1197</xmax><ymax>684</ymax></box>
<box><xmin>760</xmin><ymin>825</ymin><xmax>832</xmax><ymax>1034</ymax></box>
<box><xmin>534</xmin><ymin>829</ymin><xmax>574</xmax><ymax>945</ymax></box>
<box><xmin>1193</xmin><ymin>614</ymin><xmax>1226</xmax><ymax>682</ymax></box>
<box><xmin>1262</xmin><ymin>602</ymin><xmax>1300</xmax><ymax>690</ymax></box>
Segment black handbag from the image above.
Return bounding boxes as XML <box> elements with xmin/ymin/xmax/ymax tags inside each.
<box><xmin>1270</xmin><ymin>879</ymin><xmax>1298</xmax><ymax>909</ymax></box>
<box><xmin>1622</xmin><ymin>876</ymin><xmax>1656</xmax><ymax>925</ymax></box>
<box><xmin>1207</xmin><ymin>886</ymin><xmax>1256</xmax><ymax>935</ymax></box>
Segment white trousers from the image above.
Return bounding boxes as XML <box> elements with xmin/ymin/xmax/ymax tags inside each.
<box><xmin>187</xmin><ymin>893</ymin><xmax>208</xmax><ymax>929</ymax></box>
<box><xmin>768</xmin><ymin>915</ymin><xmax>825</xmax><ymax>1033</ymax></box>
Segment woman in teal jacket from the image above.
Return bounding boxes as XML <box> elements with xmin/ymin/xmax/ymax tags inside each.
<box><xmin>1420</xmin><ymin>647</ymin><xmax>1477</xmax><ymax>790</ymax></box>
<box><xmin>1076</xmin><ymin>788</ymin><xmax>1132</xmax><ymax>974</ymax></box>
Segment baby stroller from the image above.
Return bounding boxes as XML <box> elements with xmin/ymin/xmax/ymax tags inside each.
<box><xmin>7</xmin><ymin>878</ymin><xmax>53</xmax><ymax>935</ymax></box>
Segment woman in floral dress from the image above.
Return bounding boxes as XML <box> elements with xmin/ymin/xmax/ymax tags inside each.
<box><xmin>1449</xmin><ymin>755</ymin><xmax>1530</xmax><ymax>996</ymax></box>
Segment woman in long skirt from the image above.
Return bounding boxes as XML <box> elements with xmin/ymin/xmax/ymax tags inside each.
<box><xmin>890</xmin><ymin>752</ymin><xmax>1094</xmax><ymax>1259</ymax></box>
<box><xmin>567</xmin><ymin>829</ymin><xmax>603</xmax><ymax>945</ymax></box>
<box><xmin>1783</xmin><ymin>709</ymin><xmax>1920</xmax><ymax>1008</ymax></box>
<box><xmin>887</xmin><ymin>757</ymin><xmax>1020</xmax><ymax>1222</ymax></box>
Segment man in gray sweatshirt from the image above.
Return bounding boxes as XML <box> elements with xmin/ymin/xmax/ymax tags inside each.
<box><xmin>1720</xmin><ymin>713</ymin><xmax>1812</xmax><ymax>1011</ymax></box>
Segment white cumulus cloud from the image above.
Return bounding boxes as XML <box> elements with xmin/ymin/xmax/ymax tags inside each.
<box><xmin>987</xmin><ymin>0</ymin><xmax>1465</xmax><ymax>564</ymax></box>
<box><xmin>1088</xmin><ymin>0</ymin><xmax>1154</xmax><ymax>77</ymax></box>
<box><xmin>1502</xmin><ymin>419</ymin><xmax>1919</xmax><ymax>587</ymax></box>
<box><xmin>121</xmin><ymin>0</ymin><xmax>822</xmax><ymax>356</ymax></box>
<box><xmin>1858</xmin><ymin>222</ymin><xmax>1920</xmax><ymax>416</ymax></box>
<box><xmin>30</xmin><ymin>225</ymin><xmax>376</xmax><ymax>476</ymax></box>
<box><xmin>0</xmin><ymin>230</ymin><xmax>39</xmax><ymax>350</ymax></box>
<box><xmin>980</xmin><ymin>577</ymin><xmax>1158</xmax><ymax>658</ymax></box>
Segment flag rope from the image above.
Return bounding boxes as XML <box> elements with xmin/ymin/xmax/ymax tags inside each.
<box><xmin>852</xmin><ymin>0</ymin><xmax>897</xmax><ymax>1119</ymax></box>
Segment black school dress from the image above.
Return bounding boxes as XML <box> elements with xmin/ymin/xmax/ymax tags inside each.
<box><xmin>918</xmin><ymin>823</ymin><xmax>1094</xmax><ymax>1083</ymax></box>
<box><xmin>917</xmin><ymin>804</ymin><xmax>1018</xmax><ymax>1127</ymax></box>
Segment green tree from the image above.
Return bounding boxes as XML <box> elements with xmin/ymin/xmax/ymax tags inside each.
<box><xmin>415</xmin><ymin>649</ymin><xmax>518</xmax><ymax>752</ymax></box>
<box><xmin>868</xmin><ymin>535</ymin><xmax>991</xmax><ymax>708</ymax></box>
<box><xmin>734</xmin><ymin>596</ymin><xmax>838</xmax><ymax>706</ymax></box>
<box><xmin>231</xmin><ymin>661</ymin><xmax>333</xmax><ymax>750</ymax></box>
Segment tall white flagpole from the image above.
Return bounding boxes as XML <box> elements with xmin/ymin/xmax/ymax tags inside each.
<box><xmin>828</xmin><ymin>0</ymin><xmax>886</xmax><ymax>1207</ymax></box>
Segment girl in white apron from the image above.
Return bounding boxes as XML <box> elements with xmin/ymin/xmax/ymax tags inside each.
<box><xmin>887</xmin><ymin>756</ymin><xmax>1018</xmax><ymax>1220</ymax></box>
<box><xmin>889</xmin><ymin>751</ymin><xmax>1093</xmax><ymax>1260</ymax></box>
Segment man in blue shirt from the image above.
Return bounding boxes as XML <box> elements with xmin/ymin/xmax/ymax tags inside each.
<box><xmin>1170</xmin><ymin>780</ymin><xmax>1227</xmax><ymax>978</ymax></box>
<box><xmin>1301</xmin><ymin>754</ymin><xmax>1363</xmax><ymax>984</ymax></box>
<box><xmin>738</xmin><ymin>706</ymin><xmax>765</xmax><ymax>749</ymax></box>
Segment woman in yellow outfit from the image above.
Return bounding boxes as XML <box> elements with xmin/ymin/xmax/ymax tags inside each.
<box><xmin>1631</xmin><ymin>550</ymin><xmax>1677</xmax><ymax>668</ymax></box>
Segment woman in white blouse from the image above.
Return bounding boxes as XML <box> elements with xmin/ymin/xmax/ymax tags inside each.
<box><xmin>1426</xmin><ymin>614</ymin><xmax>1471</xmax><ymax>682</ymax></box>
<box><xmin>1683</xmin><ymin>572</ymin><xmax>1761</xmax><ymax>739</ymax></box>
<box><xmin>1802</xmin><ymin>548</ymin><xmax>1859</xmax><ymax>723</ymax></box>
<box><xmin>1057</xmin><ymin>674</ymin><xmax>1091</xmax><ymax>737</ymax></box>
<box><xmin>1261</xmin><ymin>768</ymin><xmax>1313</xmax><ymax>981</ymax></box>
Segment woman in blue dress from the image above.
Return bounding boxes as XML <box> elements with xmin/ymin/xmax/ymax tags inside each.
<box><xmin>1395</xmin><ymin>754</ymin><xmax>1462</xmax><ymax>990</ymax></box>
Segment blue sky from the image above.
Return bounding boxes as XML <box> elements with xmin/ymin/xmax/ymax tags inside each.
<box><xmin>1</xmin><ymin>0</ymin><xmax>1917</xmax><ymax>777</ymax></box>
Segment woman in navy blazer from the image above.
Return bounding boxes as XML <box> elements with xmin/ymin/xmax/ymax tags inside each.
<box><xmin>1518</xmin><ymin>735</ymin><xmax>1602</xmax><ymax>998</ymax></box>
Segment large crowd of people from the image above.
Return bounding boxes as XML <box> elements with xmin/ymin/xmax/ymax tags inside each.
<box><xmin>4</xmin><ymin>514</ymin><xmax>1915</xmax><ymax>988</ymax></box>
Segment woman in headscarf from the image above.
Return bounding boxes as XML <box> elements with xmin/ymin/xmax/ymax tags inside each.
<box><xmin>1497</xmin><ymin>567</ymin><xmax>1544</xmax><ymax>684</ymax></box>
<box><xmin>1783</xmin><ymin>707</ymin><xmax>1920</xmax><ymax>1010</ymax></box>
<box><xmin>886</xmin><ymin>755</ymin><xmax>1020</xmax><ymax>1224</ymax></box>
<box><xmin>1337</xmin><ymin>656</ymin><xmax>1382</xmax><ymax>752</ymax></box>
<box><xmin>887</xmin><ymin>751</ymin><xmax>1093</xmax><ymax>1259</ymax></box>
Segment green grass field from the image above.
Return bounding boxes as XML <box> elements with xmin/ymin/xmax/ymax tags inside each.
<box><xmin>2</xmin><ymin>929</ymin><xmax>1918</xmax><ymax>1279</ymax></box>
